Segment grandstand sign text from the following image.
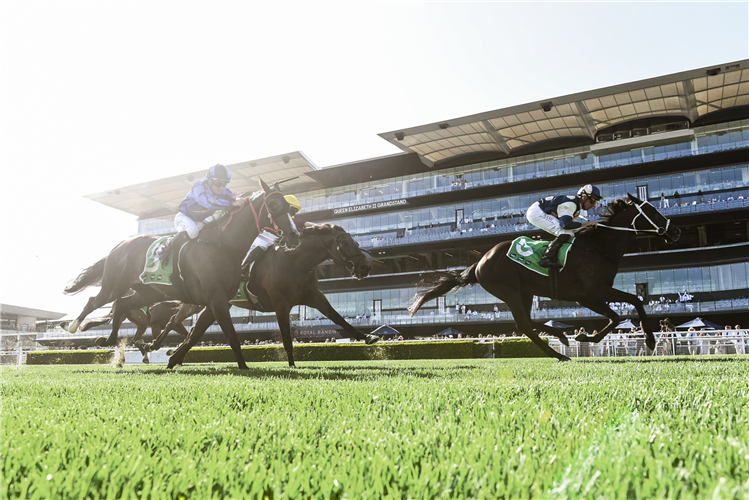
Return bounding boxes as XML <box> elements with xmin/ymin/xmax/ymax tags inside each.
<box><xmin>333</xmin><ymin>199</ymin><xmax>409</xmax><ymax>215</ymax></box>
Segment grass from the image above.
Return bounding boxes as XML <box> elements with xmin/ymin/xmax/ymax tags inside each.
<box><xmin>2</xmin><ymin>357</ymin><xmax>748</xmax><ymax>499</ymax></box>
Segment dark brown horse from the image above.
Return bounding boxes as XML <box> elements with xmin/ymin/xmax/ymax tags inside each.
<box><xmin>409</xmin><ymin>195</ymin><xmax>681</xmax><ymax>361</ymax></box>
<box><xmin>154</xmin><ymin>224</ymin><xmax>378</xmax><ymax>368</ymax></box>
<box><xmin>63</xmin><ymin>179</ymin><xmax>301</xmax><ymax>370</ymax></box>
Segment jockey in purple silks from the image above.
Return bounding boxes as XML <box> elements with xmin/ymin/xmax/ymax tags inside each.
<box><xmin>158</xmin><ymin>164</ymin><xmax>241</xmax><ymax>265</ymax></box>
<box><xmin>526</xmin><ymin>184</ymin><xmax>603</xmax><ymax>268</ymax></box>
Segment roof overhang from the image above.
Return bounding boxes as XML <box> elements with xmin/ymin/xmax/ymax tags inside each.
<box><xmin>380</xmin><ymin>59</ymin><xmax>749</xmax><ymax>167</ymax></box>
<box><xmin>0</xmin><ymin>303</ymin><xmax>66</xmax><ymax>320</ymax></box>
<box><xmin>85</xmin><ymin>152</ymin><xmax>323</xmax><ymax>219</ymax></box>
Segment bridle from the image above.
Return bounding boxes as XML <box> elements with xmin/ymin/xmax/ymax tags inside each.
<box><xmin>597</xmin><ymin>199</ymin><xmax>670</xmax><ymax>235</ymax></box>
<box><xmin>321</xmin><ymin>230</ymin><xmax>360</xmax><ymax>274</ymax></box>
<box><xmin>223</xmin><ymin>190</ymin><xmax>286</xmax><ymax>236</ymax></box>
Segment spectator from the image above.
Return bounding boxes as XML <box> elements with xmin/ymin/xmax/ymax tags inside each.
<box><xmin>687</xmin><ymin>327</ymin><xmax>700</xmax><ymax>355</ymax></box>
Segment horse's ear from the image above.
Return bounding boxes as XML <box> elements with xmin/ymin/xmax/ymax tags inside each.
<box><xmin>259</xmin><ymin>178</ymin><xmax>271</xmax><ymax>193</ymax></box>
<box><xmin>627</xmin><ymin>193</ymin><xmax>642</xmax><ymax>204</ymax></box>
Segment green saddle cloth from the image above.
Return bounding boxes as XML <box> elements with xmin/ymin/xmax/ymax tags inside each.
<box><xmin>506</xmin><ymin>235</ymin><xmax>574</xmax><ymax>276</ymax></box>
<box><xmin>229</xmin><ymin>262</ymin><xmax>267</xmax><ymax>311</ymax></box>
<box><xmin>139</xmin><ymin>236</ymin><xmax>174</xmax><ymax>285</ymax></box>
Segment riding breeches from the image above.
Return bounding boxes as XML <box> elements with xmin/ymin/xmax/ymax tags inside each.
<box><xmin>526</xmin><ymin>202</ymin><xmax>576</xmax><ymax>237</ymax></box>
<box><xmin>175</xmin><ymin>212</ymin><xmax>204</xmax><ymax>239</ymax></box>
<box><xmin>249</xmin><ymin>230</ymin><xmax>280</xmax><ymax>252</ymax></box>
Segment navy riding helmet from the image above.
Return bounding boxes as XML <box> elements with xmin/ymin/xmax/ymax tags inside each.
<box><xmin>207</xmin><ymin>164</ymin><xmax>231</xmax><ymax>183</ymax></box>
<box><xmin>577</xmin><ymin>184</ymin><xmax>602</xmax><ymax>201</ymax></box>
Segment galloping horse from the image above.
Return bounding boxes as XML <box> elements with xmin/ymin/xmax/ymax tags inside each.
<box><xmin>152</xmin><ymin>224</ymin><xmax>379</xmax><ymax>368</ymax></box>
<box><xmin>409</xmin><ymin>194</ymin><xmax>681</xmax><ymax>361</ymax></box>
<box><xmin>63</xmin><ymin>179</ymin><xmax>301</xmax><ymax>369</ymax></box>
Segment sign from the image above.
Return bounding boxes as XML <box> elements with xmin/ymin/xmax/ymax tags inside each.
<box><xmin>295</xmin><ymin>325</ymin><xmax>343</xmax><ymax>339</ymax></box>
<box><xmin>332</xmin><ymin>198</ymin><xmax>408</xmax><ymax>215</ymax></box>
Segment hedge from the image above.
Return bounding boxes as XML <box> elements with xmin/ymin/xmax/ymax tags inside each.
<box><xmin>26</xmin><ymin>350</ymin><xmax>113</xmax><ymax>365</ymax></box>
<box><xmin>25</xmin><ymin>339</ymin><xmax>547</xmax><ymax>365</ymax></box>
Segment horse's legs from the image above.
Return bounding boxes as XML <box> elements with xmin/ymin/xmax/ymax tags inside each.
<box><xmin>150</xmin><ymin>305</ymin><xmax>200</xmax><ymax>351</ymax></box>
<box><xmin>167</xmin><ymin>308</ymin><xmax>216</xmax><ymax>369</ymax></box>
<box><xmin>481</xmin><ymin>283</ymin><xmax>570</xmax><ymax>361</ymax></box>
<box><xmin>578</xmin><ymin>287</ymin><xmax>655</xmax><ymax>350</ymax></box>
<box><xmin>305</xmin><ymin>290</ymin><xmax>379</xmax><ymax>344</ymax></box>
<box><xmin>106</xmin><ymin>294</ymin><xmax>155</xmax><ymax>347</ymax></box>
<box><xmin>520</xmin><ymin>294</ymin><xmax>570</xmax><ymax>347</ymax></box>
<box><xmin>68</xmin><ymin>291</ymin><xmax>123</xmax><ymax>333</ymax></box>
<box><xmin>572</xmin><ymin>301</ymin><xmax>619</xmax><ymax>344</ymax></box>
<box><xmin>208</xmin><ymin>299</ymin><xmax>248</xmax><ymax>370</ymax></box>
<box><xmin>274</xmin><ymin>305</ymin><xmax>296</xmax><ymax>367</ymax></box>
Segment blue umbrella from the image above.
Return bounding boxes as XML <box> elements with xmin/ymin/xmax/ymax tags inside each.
<box><xmin>436</xmin><ymin>327</ymin><xmax>465</xmax><ymax>336</ymax></box>
<box><xmin>615</xmin><ymin>319</ymin><xmax>638</xmax><ymax>329</ymax></box>
<box><xmin>372</xmin><ymin>325</ymin><xmax>399</xmax><ymax>336</ymax></box>
<box><xmin>676</xmin><ymin>317</ymin><xmax>723</xmax><ymax>330</ymax></box>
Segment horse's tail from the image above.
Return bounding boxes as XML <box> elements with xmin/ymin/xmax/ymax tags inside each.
<box><xmin>63</xmin><ymin>257</ymin><xmax>107</xmax><ymax>295</ymax></box>
<box><xmin>79</xmin><ymin>312</ymin><xmax>113</xmax><ymax>332</ymax></box>
<box><xmin>408</xmin><ymin>263</ymin><xmax>479</xmax><ymax>317</ymax></box>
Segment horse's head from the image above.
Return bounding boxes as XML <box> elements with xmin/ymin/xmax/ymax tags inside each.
<box><xmin>258</xmin><ymin>178</ymin><xmax>301</xmax><ymax>249</ymax></box>
<box><xmin>321</xmin><ymin>225</ymin><xmax>371</xmax><ymax>280</ymax></box>
<box><xmin>625</xmin><ymin>193</ymin><xmax>681</xmax><ymax>242</ymax></box>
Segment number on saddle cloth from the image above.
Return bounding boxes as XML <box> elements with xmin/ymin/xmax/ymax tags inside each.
<box><xmin>140</xmin><ymin>236</ymin><xmax>176</xmax><ymax>285</ymax></box>
<box><xmin>506</xmin><ymin>236</ymin><xmax>575</xmax><ymax>276</ymax></box>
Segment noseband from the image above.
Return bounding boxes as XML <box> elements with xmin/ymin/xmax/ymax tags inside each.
<box><xmin>598</xmin><ymin>200</ymin><xmax>670</xmax><ymax>235</ymax></box>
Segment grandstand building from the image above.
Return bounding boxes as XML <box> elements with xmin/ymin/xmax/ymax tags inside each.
<box><xmin>57</xmin><ymin>60</ymin><xmax>749</xmax><ymax>342</ymax></box>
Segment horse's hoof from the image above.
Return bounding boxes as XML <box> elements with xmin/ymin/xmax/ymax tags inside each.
<box><xmin>142</xmin><ymin>356</ymin><xmax>149</xmax><ymax>364</ymax></box>
<box><xmin>646</xmin><ymin>338</ymin><xmax>656</xmax><ymax>350</ymax></box>
<box><xmin>574</xmin><ymin>334</ymin><xmax>589</xmax><ymax>343</ymax></box>
<box><xmin>365</xmin><ymin>335</ymin><xmax>379</xmax><ymax>345</ymax></box>
<box><xmin>558</xmin><ymin>356</ymin><xmax>571</xmax><ymax>362</ymax></box>
<box><xmin>166</xmin><ymin>349</ymin><xmax>175</xmax><ymax>356</ymax></box>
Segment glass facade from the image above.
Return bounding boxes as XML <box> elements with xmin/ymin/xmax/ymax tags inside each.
<box><xmin>323</xmin><ymin>164</ymin><xmax>749</xmax><ymax>237</ymax></box>
<box><xmin>295</xmin><ymin>120</ymin><xmax>749</xmax><ymax>212</ymax></box>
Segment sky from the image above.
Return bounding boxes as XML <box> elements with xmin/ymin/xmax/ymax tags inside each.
<box><xmin>1</xmin><ymin>1</ymin><xmax>747</xmax><ymax>318</ymax></box>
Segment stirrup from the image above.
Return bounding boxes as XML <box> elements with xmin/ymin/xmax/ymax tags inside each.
<box><xmin>539</xmin><ymin>257</ymin><xmax>562</xmax><ymax>269</ymax></box>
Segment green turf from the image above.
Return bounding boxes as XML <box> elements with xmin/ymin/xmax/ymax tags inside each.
<box><xmin>2</xmin><ymin>358</ymin><xmax>748</xmax><ymax>499</ymax></box>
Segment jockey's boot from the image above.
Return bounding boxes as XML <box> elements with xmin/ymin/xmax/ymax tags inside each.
<box><xmin>240</xmin><ymin>246</ymin><xmax>265</xmax><ymax>280</ymax></box>
<box><xmin>539</xmin><ymin>234</ymin><xmax>571</xmax><ymax>269</ymax></box>
<box><xmin>158</xmin><ymin>231</ymin><xmax>190</xmax><ymax>267</ymax></box>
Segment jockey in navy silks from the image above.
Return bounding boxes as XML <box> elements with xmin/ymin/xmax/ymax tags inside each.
<box><xmin>158</xmin><ymin>164</ymin><xmax>241</xmax><ymax>265</ymax></box>
<box><xmin>526</xmin><ymin>184</ymin><xmax>603</xmax><ymax>268</ymax></box>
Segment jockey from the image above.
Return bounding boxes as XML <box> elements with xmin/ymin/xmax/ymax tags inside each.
<box><xmin>239</xmin><ymin>194</ymin><xmax>317</xmax><ymax>278</ymax></box>
<box><xmin>526</xmin><ymin>184</ymin><xmax>603</xmax><ymax>268</ymax></box>
<box><xmin>158</xmin><ymin>164</ymin><xmax>241</xmax><ymax>265</ymax></box>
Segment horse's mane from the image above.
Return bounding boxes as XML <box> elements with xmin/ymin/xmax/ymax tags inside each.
<box><xmin>576</xmin><ymin>197</ymin><xmax>630</xmax><ymax>237</ymax></box>
<box><xmin>299</xmin><ymin>223</ymin><xmax>344</xmax><ymax>240</ymax></box>
<box><xmin>201</xmin><ymin>191</ymin><xmax>262</xmax><ymax>230</ymax></box>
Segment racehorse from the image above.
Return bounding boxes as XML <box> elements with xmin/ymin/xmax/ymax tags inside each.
<box><xmin>63</xmin><ymin>179</ymin><xmax>301</xmax><ymax>370</ymax></box>
<box><xmin>408</xmin><ymin>194</ymin><xmax>681</xmax><ymax>361</ymax></box>
<box><xmin>79</xmin><ymin>300</ymin><xmax>188</xmax><ymax>357</ymax></box>
<box><xmin>148</xmin><ymin>224</ymin><xmax>379</xmax><ymax>368</ymax></box>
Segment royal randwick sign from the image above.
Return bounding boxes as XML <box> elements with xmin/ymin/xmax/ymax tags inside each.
<box><xmin>332</xmin><ymin>198</ymin><xmax>408</xmax><ymax>215</ymax></box>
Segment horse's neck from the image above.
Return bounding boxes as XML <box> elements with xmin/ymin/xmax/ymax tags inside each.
<box><xmin>206</xmin><ymin>198</ymin><xmax>264</xmax><ymax>254</ymax></box>
<box><xmin>587</xmin><ymin>215</ymin><xmax>636</xmax><ymax>262</ymax></box>
<box><xmin>285</xmin><ymin>234</ymin><xmax>332</xmax><ymax>271</ymax></box>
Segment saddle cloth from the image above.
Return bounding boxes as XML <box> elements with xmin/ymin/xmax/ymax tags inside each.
<box><xmin>139</xmin><ymin>236</ymin><xmax>174</xmax><ymax>285</ymax></box>
<box><xmin>229</xmin><ymin>262</ymin><xmax>268</xmax><ymax>312</ymax></box>
<box><xmin>506</xmin><ymin>235</ymin><xmax>574</xmax><ymax>276</ymax></box>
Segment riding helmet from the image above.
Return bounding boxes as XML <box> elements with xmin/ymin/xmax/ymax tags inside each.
<box><xmin>207</xmin><ymin>164</ymin><xmax>231</xmax><ymax>183</ymax></box>
<box><xmin>285</xmin><ymin>195</ymin><xmax>302</xmax><ymax>214</ymax></box>
<box><xmin>578</xmin><ymin>184</ymin><xmax>602</xmax><ymax>201</ymax></box>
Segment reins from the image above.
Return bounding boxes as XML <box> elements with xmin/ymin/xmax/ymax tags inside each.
<box><xmin>221</xmin><ymin>191</ymin><xmax>283</xmax><ymax>235</ymax></box>
<box><xmin>596</xmin><ymin>200</ymin><xmax>670</xmax><ymax>235</ymax></box>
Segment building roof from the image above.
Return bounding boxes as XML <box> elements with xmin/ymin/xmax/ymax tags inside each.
<box><xmin>85</xmin><ymin>151</ymin><xmax>322</xmax><ymax>219</ymax></box>
<box><xmin>379</xmin><ymin>59</ymin><xmax>749</xmax><ymax>167</ymax></box>
<box><xmin>0</xmin><ymin>303</ymin><xmax>66</xmax><ymax>321</ymax></box>
<box><xmin>87</xmin><ymin>60</ymin><xmax>749</xmax><ymax>218</ymax></box>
